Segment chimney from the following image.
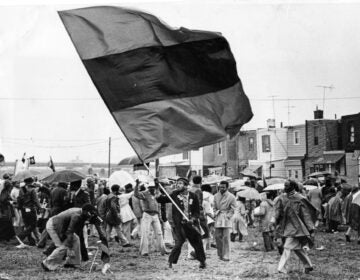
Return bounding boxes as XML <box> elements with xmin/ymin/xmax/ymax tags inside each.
<box><xmin>267</xmin><ymin>119</ymin><xmax>275</xmax><ymax>128</ymax></box>
<box><xmin>314</xmin><ymin>106</ymin><xmax>323</xmax><ymax>120</ymax></box>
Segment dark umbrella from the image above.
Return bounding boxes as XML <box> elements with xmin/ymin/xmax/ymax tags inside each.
<box><xmin>41</xmin><ymin>169</ymin><xmax>86</xmax><ymax>183</ymax></box>
<box><xmin>118</xmin><ymin>155</ymin><xmax>143</xmax><ymax>165</ymax></box>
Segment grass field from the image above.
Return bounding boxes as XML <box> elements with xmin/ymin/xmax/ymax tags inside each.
<box><xmin>1</xmin><ymin>226</ymin><xmax>360</xmax><ymax>280</ymax></box>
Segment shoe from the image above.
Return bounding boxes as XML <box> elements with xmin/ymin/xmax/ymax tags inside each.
<box><xmin>305</xmin><ymin>267</ymin><xmax>314</xmax><ymax>274</ymax></box>
<box><xmin>37</xmin><ymin>243</ymin><xmax>45</xmax><ymax>249</ymax></box>
<box><xmin>230</xmin><ymin>233</ymin><xmax>236</xmax><ymax>242</ymax></box>
<box><xmin>190</xmin><ymin>251</ymin><xmax>196</xmax><ymax>259</ymax></box>
<box><xmin>199</xmin><ymin>261</ymin><xmax>206</xmax><ymax>269</ymax></box>
<box><xmin>168</xmin><ymin>262</ymin><xmax>173</xmax><ymax>268</ymax></box>
<box><xmin>221</xmin><ymin>258</ymin><xmax>230</xmax><ymax>262</ymax></box>
<box><xmin>278</xmin><ymin>269</ymin><xmax>287</xmax><ymax>274</ymax></box>
<box><xmin>41</xmin><ymin>261</ymin><xmax>50</xmax><ymax>272</ymax></box>
<box><xmin>122</xmin><ymin>243</ymin><xmax>132</xmax><ymax>247</ymax></box>
<box><xmin>345</xmin><ymin>235</ymin><xmax>351</xmax><ymax>242</ymax></box>
<box><xmin>142</xmin><ymin>253</ymin><xmax>149</xmax><ymax>257</ymax></box>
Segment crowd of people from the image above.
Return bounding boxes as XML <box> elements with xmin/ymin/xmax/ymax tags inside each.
<box><xmin>0</xmin><ymin>171</ymin><xmax>359</xmax><ymax>275</ymax></box>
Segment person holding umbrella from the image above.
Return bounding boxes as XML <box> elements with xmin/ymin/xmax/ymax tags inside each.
<box><xmin>214</xmin><ymin>180</ymin><xmax>236</xmax><ymax>261</ymax></box>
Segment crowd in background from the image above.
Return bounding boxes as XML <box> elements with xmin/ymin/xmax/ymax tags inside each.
<box><xmin>0</xmin><ymin>171</ymin><xmax>359</xmax><ymax>275</ymax></box>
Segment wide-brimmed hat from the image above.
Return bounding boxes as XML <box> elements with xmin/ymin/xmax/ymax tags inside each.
<box><xmin>176</xmin><ymin>177</ymin><xmax>189</xmax><ymax>185</ymax></box>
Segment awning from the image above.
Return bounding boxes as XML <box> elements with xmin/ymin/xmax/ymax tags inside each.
<box><xmin>284</xmin><ymin>156</ymin><xmax>304</xmax><ymax>166</ymax></box>
<box><xmin>244</xmin><ymin>165</ymin><xmax>262</xmax><ymax>172</ymax></box>
<box><xmin>315</xmin><ymin>153</ymin><xmax>344</xmax><ymax>165</ymax></box>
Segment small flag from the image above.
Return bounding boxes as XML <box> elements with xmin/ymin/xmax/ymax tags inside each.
<box><xmin>29</xmin><ymin>156</ymin><xmax>36</xmax><ymax>165</ymax></box>
<box><xmin>21</xmin><ymin>153</ymin><xmax>26</xmax><ymax>164</ymax></box>
<box><xmin>48</xmin><ymin>156</ymin><xmax>55</xmax><ymax>172</ymax></box>
<box><xmin>59</xmin><ymin>6</ymin><xmax>253</xmax><ymax>161</ymax></box>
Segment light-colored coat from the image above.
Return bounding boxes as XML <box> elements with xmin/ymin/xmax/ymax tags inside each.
<box><xmin>255</xmin><ymin>199</ymin><xmax>274</xmax><ymax>232</ymax></box>
<box><xmin>214</xmin><ymin>191</ymin><xmax>236</xmax><ymax>228</ymax></box>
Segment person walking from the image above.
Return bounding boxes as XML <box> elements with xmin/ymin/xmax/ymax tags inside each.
<box><xmin>157</xmin><ymin>177</ymin><xmax>206</xmax><ymax>269</ymax></box>
<box><xmin>273</xmin><ymin>180</ymin><xmax>317</xmax><ymax>274</ymax></box>
<box><xmin>17</xmin><ymin>176</ymin><xmax>41</xmax><ymax>246</ymax></box>
<box><xmin>326</xmin><ymin>189</ymin><xmax>344</xmax><ymax>233</ymax></box>
<box><xmin>0</xmin><ymin>180</ymin><xmax>16</xmax><ymax>242</ymax></box>
<box><xmin>254</xmin><ymin>192</ymin><xmax>274</xmax><ymax>251</ymax></box>
<box><xmin>214</xmin><ymin>181</ymin><xmax>236</xmax><ymax>261</ymax></box>
<box><xmin>134</xmin><ymin>180</ymin><xmax>168</xmax><ymax>256</ymax></box>
<box><xmin>307</xmin><ymin>185</ymin><xmax>323</xmax><ymax>228</ymax></box>
<box><xmin>104</xmin><ymin>184</ymin><xmax>130</xmax><ymax>247</ymax></box>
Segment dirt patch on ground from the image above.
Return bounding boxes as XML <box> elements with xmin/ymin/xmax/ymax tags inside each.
<box><xmin>1</xmin><ymin>227</ymin><xmax>359</xmax><ymax>280</ymax></box>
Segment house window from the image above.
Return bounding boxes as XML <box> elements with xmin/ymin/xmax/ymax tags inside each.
<box><xmin>182</xmin><ymin>151</ymin><xmax>189</xmax><ymax>160</ymax></box>
<box><xmin>294</xmin><ymin>131</ymin><xmax>300</xmax><ymax>145</ymax></box>
<box><xmin>262</xmin><ymin>135</ymin><xmax>271</xmax><ymax>152</ymax></box>
<box><xmin>217</xmin><ymin>143</ymin><xmax>222</xmax><ymax>156</ymax></box>
<box><xmin>288</xmin><ymin>170</ymin><xmax>292</xmax><ymax>178</ymax></box>
<box><xmin>314</xmin><ymin>126</ymin><xmax>319</xmax><ymax>145</ymax></box>
<box><xmin>295</xmin><ymin>170</ymin><xmax>298</xmax><ymax>179</ymax></box>
<box><xmin>349</xmin><ymin>123</ymin><xmax>355</xmax><ymax>143</ymax></box>
<box><xmin>249</xmin><ymin>137</ymin><xmax>254</xmax><ymax>151</ymax></box>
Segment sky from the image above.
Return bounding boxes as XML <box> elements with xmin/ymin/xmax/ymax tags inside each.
<box><xmin>1</xmin><ymin>0</ymin><xmax>360</xmax><ymax>163</ymax></box>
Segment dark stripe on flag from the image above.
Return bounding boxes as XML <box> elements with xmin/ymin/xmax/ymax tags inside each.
<box><xmin>112</xmin><ymin>82</ymin><xmax>252</xmax><ymax>161</ymax></box>
<box><xmin>83</xmin><ymin>37</ymin><xmax>239</xmax><ymax>111</ymax></box>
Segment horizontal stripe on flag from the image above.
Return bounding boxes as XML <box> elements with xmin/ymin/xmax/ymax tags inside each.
<box><xmin>59</xmin><ymin>6</ymin><xmax>221</xmax><ymax>60</ymax></box>
<box><xmin>83</xmin><ymin>37</ymin><xmax>239</xmax><ymax>110</ymax></box>
<box><xmin>113</xmin><ymin>82</ymin><xmax>253</xmax><ymax>161</ymax></box>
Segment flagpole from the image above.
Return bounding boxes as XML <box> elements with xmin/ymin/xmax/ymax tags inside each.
<box><xmin>142</xmin><ymin>162</ymin><xmax>189</xmax><ymax>221</ymax></box>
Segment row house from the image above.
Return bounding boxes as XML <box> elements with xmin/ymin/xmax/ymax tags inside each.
<box><xmin>304</xmin><ymin>109</ymin><xmax>343</xmax><ymax>177</ymax></box>
<box><xmin>341</xmin><ymin>113</ymin><xmax>360</xmax><ymax>185</ymax></box>
<box><xmin>284</xmin><ymin>124</ymin><xmax>306</xmax><ymax>181</ymax></box>
<box><xmin>249</xmin><ymin>120</ymin><xmax>288</xmax><ymax>178</ymax></box>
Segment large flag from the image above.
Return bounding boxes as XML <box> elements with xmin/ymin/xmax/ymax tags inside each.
<box><xmin>59</xmin><ymin>6</ymin><xmax>253</xmax><ymax>161</ymax></box>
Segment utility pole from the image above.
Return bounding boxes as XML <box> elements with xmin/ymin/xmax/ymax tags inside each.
<box><xmin>108</xmin><ymin>137</ymin><xmax>111</xmax><ymax>178</ymax></box>
<box><xmin>316</xmin><ymin>85</ymin><xmax>334</xmax><ymax>117</ymax></box>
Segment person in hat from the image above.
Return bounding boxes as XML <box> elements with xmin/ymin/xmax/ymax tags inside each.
<box><xmin>213</xmin><ymin>180</ymin><xmax>236</xmax><ymax>262</ymax></box>
<box><xmin>157</xmin><ymin>177</ymin><xmax>206</xmax><ymax>269</ymax></box>
<box><xmin>273</xmin><ymin>180</ymin><xmax>317</xmax><ymax>274</ymax></box>
<box><xmin>134</xmin><ymin>180</ymin><xmax>168</xmax><ymax>256</ymax></box>
<box><xmin>17</xmin><ymin>176</ymin><xmax>41</xmax><ymax>246</ymax></box>
<box><xmin>41</xmin><ymin>204</ymin><xmax>103</xmax><ymax>271</ymax></box>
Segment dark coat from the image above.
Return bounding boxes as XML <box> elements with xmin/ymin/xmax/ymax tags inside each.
<box><xmin>72</xmin><ymin>189</ymin><xmax>91</xmax><ymax>208</ymax></box>
<box><xmin>50</xmin><ymin>186</ymin><xmax>68</xmax><ymax>216</ymax></box>
<box><xmin>104</xmin><ymin>193</ymin><xmax>121</xmax><ymax>226</ymax></box>
<box><xmin>157</xmin><ymin>190</ymin><xmax>200</xmax><ymax>228</ymax></box>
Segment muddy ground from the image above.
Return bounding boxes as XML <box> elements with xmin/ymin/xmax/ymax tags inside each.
<box><xmin>1</xmin><ymin>226</ymin><xmax>360</xmax><ymax>280</ymax></box>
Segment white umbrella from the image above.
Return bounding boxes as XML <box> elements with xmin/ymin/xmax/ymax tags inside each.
<box><xmin>108</xmin><ymin>170</ymin><xmax>135</xmax><ymax>188</ymax></box>
<box><xmin>237</xmin><ymin>188</ymin><xmax>261</xmax><ymax>200</ymax></box>
<box><xmin>303</xmin><ymin>185</ymin><xmax>318</xmax><ymax>191</ymax></box>
<box><xmin>263</xmin><ymin>183</ymin><xmax>284</xmax><ymax>191</ymax></box>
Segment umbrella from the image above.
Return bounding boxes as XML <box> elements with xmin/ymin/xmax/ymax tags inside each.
<box><xmin>12</xmin><ymin>170</ymin><xmax>37</xmax><ymax>182</ymax></box>
<box><xmin>41</xmin><ymin>169</ymin><xmax>86</xmax><ymax>183</ymax></box>
<box><xmin>237</xmin><ymin>188</ymin><xmax>261</xmax><ymax>200</ymax></box>
<box><xmin>303</xmin><ymin>178</ymin><xmax>319</xmax><ymax>186</ymax></box>
<box><xmin>229</xmin><ymin>179</ymin><xmax>248</xmax><ymax>192</ymax></box>
<box><xmin>303</xmin><ymin>185</ymin><xmax>318</xmax><ymax>191</ymax></box>
<box><xmin>309</xmin><ymin>171</ymin><xmax>331</xmax><ymax>178</ymax></box>
<box><xmin>108</xmin><ymin>170</ymin><xmax>135</xmax><ymax>188</ymax></box>
<box><xmin>263</xmin><ymin>183</ymin><xmax>285</xmax><ymax>191</ymax></box>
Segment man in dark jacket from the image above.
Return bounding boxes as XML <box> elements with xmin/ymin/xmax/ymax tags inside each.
<box><xmin>157</xmin><ymin>177</ymin><xmax>206</xmax><ymax>269</ymax></box>
<box><xmin>70</xmin><ymin>180</ymin><xmax>90</xmax><ymax>208</ymax></box>
<box><xmin>17</xmin><ymin>176</ymin><xmax>41</xmax><ymax>245</ymax></box>
<box><xmin>104</xmin><ymin>184</ymin><xmax>130</xmax><ymax>247</ymax></box>
<box><xmin>49</xmin><ymin>182</ymin><xmax>68</xmax><ymax>216</ymax></box>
